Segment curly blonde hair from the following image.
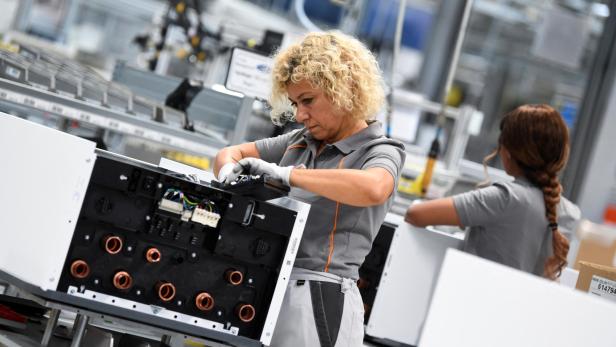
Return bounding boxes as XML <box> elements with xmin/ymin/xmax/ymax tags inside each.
<box><xmin>269</xmin><ymin>31</ymin><xmax>385</xmax><ymax>125</ymax></box>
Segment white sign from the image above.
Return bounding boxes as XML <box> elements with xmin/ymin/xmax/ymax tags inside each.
<box><xmin>225</xmin><ymin>47</ymin><xmax>273</xmax><ymax>101</ymax></box>
<box><xmin>589</xmin><ymin>275</ymin><xmax>616</xmax><ymax>303</ymax></box>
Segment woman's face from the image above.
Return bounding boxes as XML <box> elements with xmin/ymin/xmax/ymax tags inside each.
<box><xmin>287</xmin><ymin>79</ymin><xmax>349</xmax><ymax>143</ymax></box>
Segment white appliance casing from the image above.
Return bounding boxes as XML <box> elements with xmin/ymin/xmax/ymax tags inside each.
<box><xmin>0</xmin><ymin>113</ymin><xmax>96</xmax><ymax>292</ymax></box>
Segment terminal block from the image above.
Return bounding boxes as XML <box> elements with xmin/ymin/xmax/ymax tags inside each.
<box><xmin>159</xmin><ymin>198</ymin><xmax>183</xmax><ymax>214</ymax></box>
<box><xmin>191</xmin><ymin>207</ymin><xmax>221</xmax><ymax>228</ymax></box>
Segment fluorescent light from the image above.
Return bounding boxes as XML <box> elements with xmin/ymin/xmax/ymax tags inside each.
<box><xmin>591</xmin><ymin>3</ymin><xmax>610</xmax><ymax>17</ymax></box>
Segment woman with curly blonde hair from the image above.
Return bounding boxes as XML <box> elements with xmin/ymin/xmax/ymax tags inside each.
<box><xmin>215</xmin><ymin>31</ymin><xmax>405</xmax><ymax>346</ymax></box>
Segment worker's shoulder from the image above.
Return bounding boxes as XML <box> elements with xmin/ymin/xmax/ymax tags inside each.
<box><xmin>362</xmin><ymin>135</ymin><xmax>406</xmax><ymax>152</ymax></box>
<box><xmin>491</xmin><ymin>179</ymin><xmax>535</xmax><ymax>202</ymax></box>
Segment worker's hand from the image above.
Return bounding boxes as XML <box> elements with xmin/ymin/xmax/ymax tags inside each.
<box><xmin>224</xmin><ymin>158</ymin><xmax>293</xmax><ymax>186</ymax></box>
<box><xmin>217</xmin><ymin>162</ymin><xmax>236</xmax><ymax>183</ymax></box>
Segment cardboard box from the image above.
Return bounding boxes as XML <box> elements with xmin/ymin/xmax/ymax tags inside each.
<box><xmin>575</xmin><ymin>261</ymin><xmax>616</xmax><ymax>304</ymax></box>
<box><xmin>573</xmin><ymin>220</ymin><xmax>616</xmax><ymax>269</ymax></box>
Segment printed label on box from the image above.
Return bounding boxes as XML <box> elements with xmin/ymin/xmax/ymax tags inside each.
<box><xmin>589</xmin><ymin>275</ymin><xmax>616</xmax><ymax>303</ymax></box>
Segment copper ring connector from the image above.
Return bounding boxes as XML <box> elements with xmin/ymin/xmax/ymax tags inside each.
<box><xmin>225</xmin><ymin>269</ymin><xmax>243</xmax><ymax>286</ymax></box>
<box><xmin>102</xmin><ymin>235</ymin><xmax>123</xmax><ymax>254</ymax></box>
<box><xmin>112</xmin><ymin>271</ymin><xmax>133</xmax><ymax>290</ymax></box>
<box><xmin>195</xmin><ymin>292</ymin><xmax>215</xmax><ymax>311</ymax></box>
<box><xmin>236</xmin><ymin>303</ymin><xmax>256</xmax><ymax>323</ymax></box>
<box><xmin>145</xmin><ymin>247</ymin><xmax>161</xmax><ymax>263</ymax></box>
<box><xmin>156</xmin><ymin>281</ymin><xmax>176</xmax><ymax>302</ymax></box>
<box><xmin>70</xmin><ymin>260</ymin><xmax>90</xmax><ymax>279</ymax></box>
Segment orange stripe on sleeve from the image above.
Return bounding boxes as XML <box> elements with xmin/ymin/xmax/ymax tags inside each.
<box><xmin>284</xmin><ymin>144</ymin><xmax>307</xmax><ymax>155</ymax></box>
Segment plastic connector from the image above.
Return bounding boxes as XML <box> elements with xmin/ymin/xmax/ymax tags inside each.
<box><xmin>191</xmin><ymin>207</ymin><xmax>220</xmax><ymax>228</ymax></box>
<box><xmin>159</xmin><ymin>198</ymin><xmax>183</xmax><ymax>214</ymax></box>
<box><xmin>181</xmin><ymin>209</ymin><xmax>192</xmax><ymax>222</ymax></box>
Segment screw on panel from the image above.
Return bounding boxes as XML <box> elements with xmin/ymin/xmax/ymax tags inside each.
<box><xmin>217</xmin><ymin>311</ymin><xmax>222</xmax><ymax>317</ymax></box>
<box><xmin>145</xmin><ymin>215</ymin><xmax>151</xmax><ymax>221</ymax></box>
<box><xmin>228</xmin><ymin>203</ymin><xmax>233</xmax><ymax>208</ymax></box>
<box><xmin>157</xmin><ymin>183</ymin><xmax>163</xmax><ymax>189</ymax></box>
<box><xmin>248</xmin><ymin>278</ymin><xmax>253</xmax><ymax>284</ymax></box>
<box><xmin>191</xmin><ymin>252</ymin><xmax>197</xmax><ymax>258</ymax></box>
<box><xmin>127</xmin><ymin>246</ymin><xmax>133</xmax><ymax>252</ymax></box>
<box><xmin>84</xmin><ymin>235</ymin><xmax>90</xmax><ymax>240</ymax></box>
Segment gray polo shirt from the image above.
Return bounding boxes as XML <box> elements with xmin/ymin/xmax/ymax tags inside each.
<box><xmin>453</xmin><ymin>177</ymin><xmax>581</xmax><ymax>275</ymax></box>
<box><xmin>255</xmin><ymin>121</ymin><xmax>405</xmax><ymax>279</ymax></box>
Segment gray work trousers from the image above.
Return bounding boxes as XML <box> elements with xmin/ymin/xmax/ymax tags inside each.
<box><xmin>269</xmin><ymin>268</ymin><xmax>364</xmax><ymax>347</ymax></box>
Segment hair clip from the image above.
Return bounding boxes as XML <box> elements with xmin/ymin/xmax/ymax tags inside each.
<box><xmin>548</xmin><ymin>222</ymin><xmax>558</xmax><ymax>231</ymax></box>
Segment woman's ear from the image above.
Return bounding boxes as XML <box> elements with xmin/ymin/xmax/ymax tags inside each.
<box><xmin>499</xmin><ymin>146</ymin><xmax>512</xmax><ymax>172</ymax></box>
<box><xmin>502</xmin><ymin>147</ymin><xmax>512</xmax><ymax>160</ymax></box>
<box><xmin>500</xmin><ymin>146</ymin><xmax>523</xmax><ymax>177</ymax></box>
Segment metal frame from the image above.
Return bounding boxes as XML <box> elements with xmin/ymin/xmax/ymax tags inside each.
<box><xmin>393</xmin><ymin>88</ymin><xmax>477</xmax><ymax>172</ymax></box>
<box><xmin>0</xmin><ymin>78</ymin><xmax>226</xmax><ymax>157</ymax></box>
<box><xmin>561</xmin><ymin>0</ymin><xmax>616</xmax><ymax>202</ymax></box>
<box><xmin>113</xmin><ymin>62</ymin><xmax>255</xmax><ymax>145</ymax></box>
<box><xmin>260</xmin><ymin>197</ymin><xmax>310</xmax><ymax>344</ymax></box>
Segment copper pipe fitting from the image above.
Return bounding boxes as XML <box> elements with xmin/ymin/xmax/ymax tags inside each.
<box><xmin>113</xmin><ymin>271</ymin><xmax>133</xmax><ymax>290</ymax></box>
<box><xmin>102</xmin><ymin>235</ymin><xmax>123</xmax><ymax>255</ymax></box>
<box><xmin>156</xmin><ymin>281</ymin><xmax>176</xmax><ymax>302</ymax></box>
<box><xmin>145</xmin><ymin>247</ymin><xmax>161</xmax><ymax>263</ymax></box>
<box><xmin>225</xmin><ymin>269</ymin><xmax>244</xmax><ymax>286</ymax></box>
<box><xmin>195</xmin><ymin>292</ymin><xmax>215</xmax><ymax>311</ymax></box>
<box><xmin>70</xmin><ymin>260</ymin><xmax>90</xmax><ymax>279</ymax></box>
<box><xmin>235</xmin><ymin>303</ymin><xmax>255</xmax><ymax>323</ymax></box>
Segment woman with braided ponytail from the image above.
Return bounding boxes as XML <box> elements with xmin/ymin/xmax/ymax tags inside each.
<box><xmin>405</xmin><ymin>104</ymin><xmax>580</xmax><ymax>279</ymax></box>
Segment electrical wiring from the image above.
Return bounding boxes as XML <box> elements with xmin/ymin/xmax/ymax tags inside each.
<box><xmin>182</xmin><ymin>194</ymin><xmax>199</xmax><ymax>210</ymax></box>
<box><xmin>164</xmin><ymin>188</ymin><xmax>217</xmax><ymax>212</ymax></box>
<box><xmin>163</xmin><ymin>188</ymin><xmax>183</xmax><ymax>201</ymax></box>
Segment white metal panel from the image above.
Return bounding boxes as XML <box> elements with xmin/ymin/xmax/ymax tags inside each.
<box><xmin>420</xmin><ymin>249</ymin><xmax>616</xmax><ymax>347</ymax></box>
<box><xmin>366</xmin><ymin>213</ymin><xmax>464</xmax><ymax>345</ymax></box>
<box><xmin>559</xmin><ymin>267</ymin><xmax>580</xmax><ymax>289</ymax></box>
<box><xmin>260</xmin><ymin>197</ymin><xmax>310</xmax><ymax>346</ymax></box>
<box><xmin>0</xmin><ymin>113</ymin><xmax>95</xmax><ymax>291</ymax></box>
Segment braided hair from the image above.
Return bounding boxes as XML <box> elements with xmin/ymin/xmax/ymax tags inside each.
<box><xmin>498</xmin><ymin>104</ymin><xmax>570</xmax><ymax>279</ymax></box>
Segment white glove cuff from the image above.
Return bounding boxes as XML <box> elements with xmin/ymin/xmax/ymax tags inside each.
<box><xmin>217</xmin><ymin>162</ymin><xmax>236</xmax><ymax>182</ymax></box>
<box><xmin>279</xmin><ymin>166</ymin><xmax>294</xmax><ymax>186</ymax></box>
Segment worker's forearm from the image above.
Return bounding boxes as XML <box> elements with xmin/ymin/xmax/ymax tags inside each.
<box><xmin>404</xmin><ymin>197</ymin><xmax>462</xmax><ymax>227</ymax></box>
<box><xmin>289</xmin><ymin>168</ymin><xmax>393</xmax><ymax>207</ymax></box>
<box><xmin>214</xmin><ymin>142</ymin><xmax>260</xmax><ymax>176</ymax></box>
<box><xmin>214</xmin><ymin>147</ymin><xmax>242</xmax><ymax>176</ymax></box>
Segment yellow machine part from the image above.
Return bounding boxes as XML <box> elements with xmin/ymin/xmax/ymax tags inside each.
<box><xmin>163</xmin><ymin>151</ymin><xmax>211</xmax><ymax>170</ymax></box>
<box><xmin>398</xmin><ymin>174</ymin><xmax>424</xmax><ymax>197</ymax></box>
